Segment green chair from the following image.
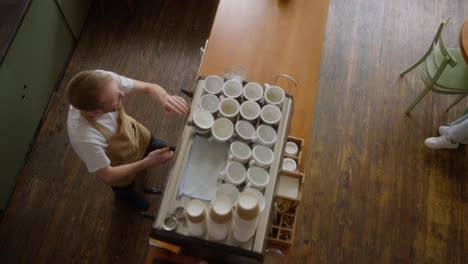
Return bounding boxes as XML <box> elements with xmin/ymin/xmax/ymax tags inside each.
<box><xmin>400</xmin><ymin>18</ymin><xmax>468</xmax><ymax>114</ymax></box>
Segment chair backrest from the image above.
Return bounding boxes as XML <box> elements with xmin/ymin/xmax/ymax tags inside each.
<box><xmin>432</xmin><ymin>18</ymin><xmax>457</xmax><ymax>68</ymax></box>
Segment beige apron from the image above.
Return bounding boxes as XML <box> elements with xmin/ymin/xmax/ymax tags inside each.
<box><xmin>82</xmin><ymin>106</ymin><xmax>151</xmax><ymax>186</ymax></box>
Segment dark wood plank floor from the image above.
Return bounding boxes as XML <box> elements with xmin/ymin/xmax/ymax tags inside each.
<box><xmin>0</xmin><ymin>0</ymin><xmax>218</xmax><ymax>263</ymax></box>
<box><xmin>292</xmin><ymin>0</ymin><xmax>468</xmax><ymax>263</ymax></box>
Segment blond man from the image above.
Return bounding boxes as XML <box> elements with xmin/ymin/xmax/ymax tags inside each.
<box><xmin>67</xmin><ymin>70</ymin><xmax>188</xmax><ymax>210</ymax></box>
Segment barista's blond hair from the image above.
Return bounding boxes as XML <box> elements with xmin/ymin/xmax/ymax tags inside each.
<box><xmin>67</xmin><ymin>70</ymin><xmax>113</xmax><ymax>111</ymax></box>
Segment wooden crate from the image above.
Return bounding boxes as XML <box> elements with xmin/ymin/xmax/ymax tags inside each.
<box><xmin>276</xmin><ymin>170</ymin><xmax>305</xmax><ymax>201</ymax></box>
<box><xmin>283</xmin><ymin>136</ymin><xmax>305</xmax><ymax>168</ymax></box>
<box><xmin>268</xmin><ymin>136</ymin><xmax>305</xmax><ymax>246</ymax></box>
<box><xmin>268</xmin><ymin>196</ymin><xmax>300</xmax><ymax>246</ymax></box>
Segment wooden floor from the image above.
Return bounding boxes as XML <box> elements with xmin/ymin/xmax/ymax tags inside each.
<box><xmin>1</xmin><ymin>0</ymin><xmax>468</xmax><ymax>263</ymax></box>
<box><xmin>292</xmin><ymin>0</ymin><xmax>468</xmax><ymax>263</ymax></box>
<box><xmin>0</xmin><ymin>0</ymin><xmax>218</xmax><ymax>263</ymax></box>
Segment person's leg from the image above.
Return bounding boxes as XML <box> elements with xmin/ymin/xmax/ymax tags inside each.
<box><xmin>446</xmin><ymin>118</ymin><xmax>468</xmax><ymax>143</ymax></box>
<box><xmin>450</xmin><ymin>113</ymin><xmax>468</xmax><ymax>126</ymax></box>
<box><xmin>425</xmin><ymin>117</ymin><xmax>468</xmax><ymax>149</ymax></box>
<box><xmin>112</xmin><ymin>182</ymin><xmax>149</xmax><ymax>211</ymax></box>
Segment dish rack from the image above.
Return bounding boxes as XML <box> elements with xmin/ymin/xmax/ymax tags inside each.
<box><xmin>150</xmin><ymin>76</ymin><xmax>294</xmax><ymax>263</ymax></box>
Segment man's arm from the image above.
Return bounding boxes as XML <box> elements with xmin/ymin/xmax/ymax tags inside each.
<box><xmin>131</xmin><ymin>80</ymin><xmax>188</xmax><ymax>115</ymax></box>
<box><xmin>96</xmin><ymin>147</ymin><xmax>173</xmax><ymax>185</ymax></box>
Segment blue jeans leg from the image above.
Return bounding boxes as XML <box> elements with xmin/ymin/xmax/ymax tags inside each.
<box><xmin>447</xmin><ymin>115</ymin><xmax>468</xmax><ymax>143</ymax></box>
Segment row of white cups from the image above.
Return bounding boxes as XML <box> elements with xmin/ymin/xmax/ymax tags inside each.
<box><xmin>182</xmin><ymin>75</ymin><xmax>287</xmax><ymax>242</ymax></box>
<box><xmin>189</xmin><ymin>75</ymin><xmax>285</xmax><ymax>144</ymax></box>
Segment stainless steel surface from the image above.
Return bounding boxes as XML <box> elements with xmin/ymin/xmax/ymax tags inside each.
<box><xmin>153</xmin><ymin>78</ymin><xmax>293</xmax><ymax>253</ymax></box>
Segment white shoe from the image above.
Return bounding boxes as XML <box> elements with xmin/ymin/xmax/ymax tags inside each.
<box><xmin>438</xmin><ymin>126</ymin><xmax>450</xmax><ymax>136</ymax></box>
<box><xmin>438</xmin><ymin>126</ymin><xmax>468</xmax><ymax>144</ymax></box>
<box><xmin>424</xmin><ymin>136</ymin><xmax>459</xmax><ymax>149</ymax></box>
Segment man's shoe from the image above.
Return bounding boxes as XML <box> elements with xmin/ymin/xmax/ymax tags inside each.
<box><xmin>424</xmin><ymin>135</ymin><xmax>459</xmax><ymax>149</ymax></box>
<box><xmin>128</xmin><ymin>195</ymin><xmax>150</xmax><ymax>211</ymax></box>
<box><xmin>438</xmin><ymin>126</ymin><xmax>468</xmax><ymax>144</ymax></box>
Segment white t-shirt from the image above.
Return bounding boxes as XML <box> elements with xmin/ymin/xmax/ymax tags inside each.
<box><xmin>67</xmin><ymin>70</ymin><xmax>134</xmax><ymax>173</ymax></box>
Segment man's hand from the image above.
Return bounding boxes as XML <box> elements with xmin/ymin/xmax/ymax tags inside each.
<box><xmin>96</xmin><ymin>147</ymin><xmax>174</xmax><ymax>185</ymax></box>
<box><xmin>163</xmin><ymin>95</ymin><xmax>188</xmax><ymax>116</ymax></box>
<box><xmin>144</xmin><ymin>147</ymin><xmax>174</xmax><ymax>166</ymax></box>
<box><xmin>131</xmin><ymin>80</ymin><xmax>189</xmax><ymax>116</ymax></box>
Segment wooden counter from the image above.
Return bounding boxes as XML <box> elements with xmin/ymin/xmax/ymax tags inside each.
<box><xmin>199</xmin><ymin>0</ymin><xmax>328</xmax><ymax>164</ymax></box>
<box><xmin>146</xmin><ymin>0</ymin><xmax>329</xmax><ymax>262</ymax></box>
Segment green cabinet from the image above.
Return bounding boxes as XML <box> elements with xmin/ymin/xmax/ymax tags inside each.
<box><xmin>56</xmin><ymin>0</ymin><xmax>94</xmax><ymax>39</ymax></box>
<box><xmin>0</xmin><ymin>0</ymin><xmax>89</xmax><ymax>209</ymax></box>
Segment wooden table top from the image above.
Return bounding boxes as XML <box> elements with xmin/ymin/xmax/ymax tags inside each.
<box><xmin>199</xmin><ymin>0</ymin><xmax>328</xmax><ymax>163</ymax></box>
<box><xmin>146</xmin><ymin>0</ymin><xmax>329</xmax><ymax>262</ymax></box>
<box><xmin>460</xmin><ymin>20</ymin><xmax>468</xmax><ymax>64</ymax></box>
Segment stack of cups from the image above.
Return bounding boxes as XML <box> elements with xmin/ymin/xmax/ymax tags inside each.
<box><xmin>232</xmin><ymin>191</ymin><xmax>260</xmax><ymax>242</ymax></box>
<box><xmin>208</xmin><ymin>196</ymin><xmax>233</xmax><ymax>241</ymax></box>
<box><xmin>186</xmin><ymin>199</ymin><xmax>207</xmax><ymax>237</ymax></box>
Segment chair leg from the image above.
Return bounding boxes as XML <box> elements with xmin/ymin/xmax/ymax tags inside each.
<box><xmin>405</xmin><ymin>84</ymin><xmax>433</xmax><ymax>114</ymax></box>
<box><xmin>446</xmin><ymin>94</ymin><xmax>468</xmax><ymax>112</ymax></box>
<box><xmin>400</xmin><ymin>57</ymin><xmax>427</xmax><ymax>77</ymax></box>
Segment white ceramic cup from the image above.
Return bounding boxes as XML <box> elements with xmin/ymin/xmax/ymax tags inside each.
<box><xmin>245</xmin><ymin>166</ymin><xmax>270</xmax><ymax>190</ymax></box>
<box><xmin>210</xmin><ymin>117</ymin><xmax>234</xmax><ymax>143</ymax></box>
<box><xmin>260</xmin><ymin>104</ymin><xmax>281</xmax><ymax>125</ymax></box>
<box><xmin>240</xmin><ymin>101</ymin><xmax>261</xmax><ymax>122</ymax></box>
<box><xmin>191</xmin><ymin>109</ymin><xmax>214</xmax><ymax>134</ymax></box>
<box><xmin>219</xmin><ymin>98</ymin><xmax>240</xmax><ymax>120</ymax></box>
<box><xmin>216</xmin><ymin>183</ymin><xmax>240</xmax><ymax>204</ymax></box>
<box><xmin>222</xmin><ymin>79</ymin><xmax>243</xmax><ymax>99</ymax></box>
<box><xmin>200</xmin><ymin>94</ymin><xmax>220</xmax><ymax>114</ymax></box>
<box><xmin>235</xmin><ymin>120</ymin><xmax>256</xmax><ymax>142</ymax></box>
<box><xmin>254</xmin><ymin>125</ymin><xmax>277</xmax><ymax>147</ymax></box>
<box><xmin>249</xmin><ymin>145</ymin><xmax>274</xmax><ymax>168</ymax></box>
<box><xmin>285</xmin><ymin>141</ymin><xmax>299</xmax><ymax>155</ymax></box>
<box><xmin>242</xmin><ymin>188</ymin><xmax>265</xmax><ymax>212</ymax></box>
<box><xmin>264</xmin><ymin>84</ymin><xmax>285</xmax><ymax>107</ymax></box>
<box><xmin>204</xmin><ymin>75</ymin><xmax>224</xmax><ymax>95</ymax></box>
<box><xmin>219</xmin><ymin>161</ymin><xmax>247</xmax><ymax>186</ymax></box>
<box><xmin>243</xmin><ymin>82</ymin><xmax>264</xmax><ymax>102</ymax></box>
<box><xmin>282</xmin><ymin>157</ymin><xmax>297</xmax><ymax>171</ymax></box>
<box><xmin>228</xmin><ymin>141</ymin><xmax>252</xmax><ymax>164</ymax></box>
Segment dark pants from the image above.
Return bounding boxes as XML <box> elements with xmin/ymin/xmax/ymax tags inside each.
<box><xmin>111</xmin><ymin>137</ymin><xmax>167</xmax><ymax>210</ymax></box>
